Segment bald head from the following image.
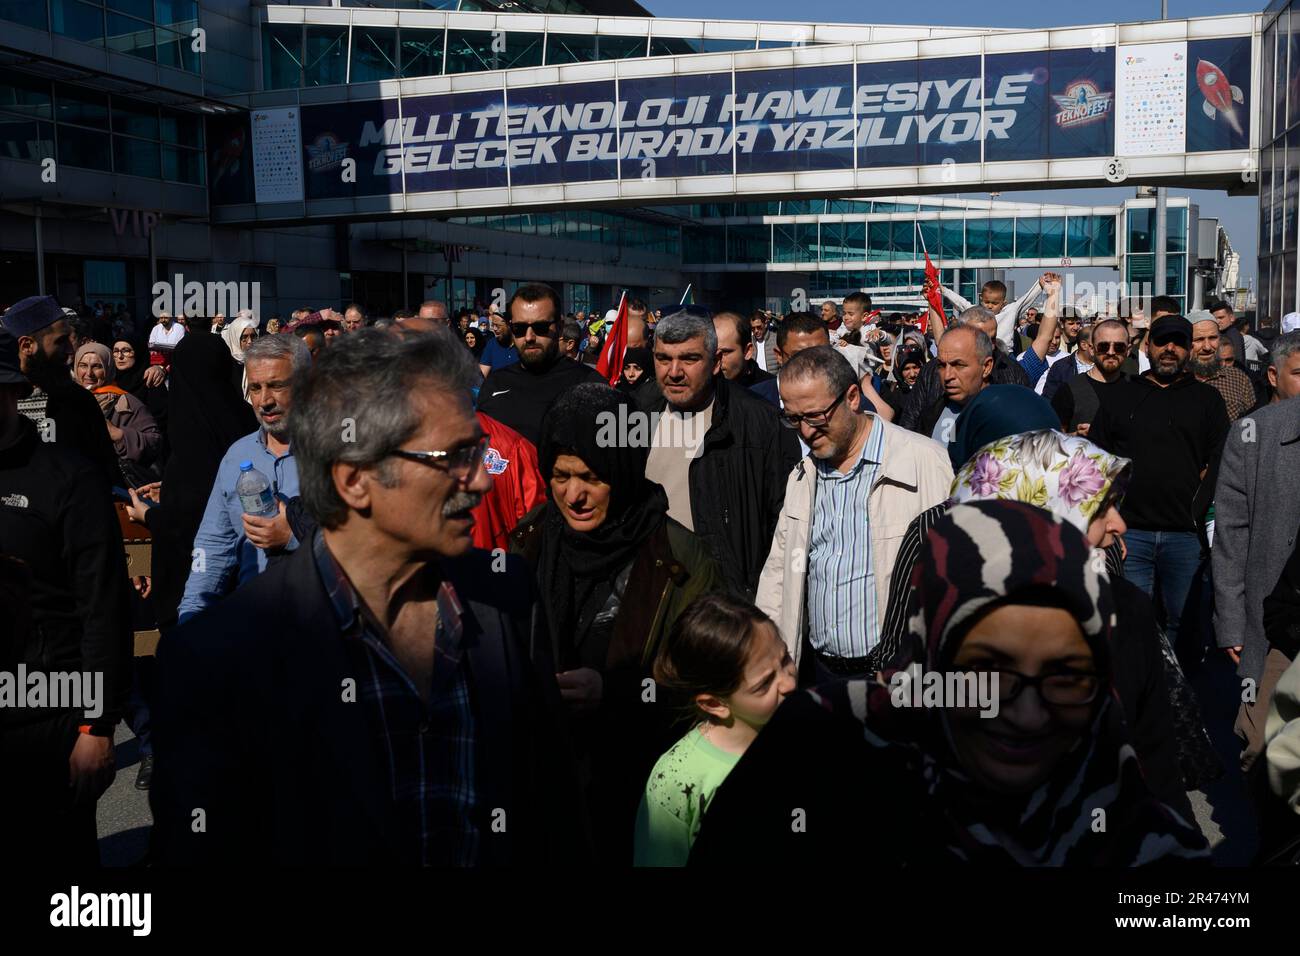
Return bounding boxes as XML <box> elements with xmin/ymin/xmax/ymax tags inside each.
<box><xmin>396</xmin><ymin>314</ymin><xmax>441</xmax><ymax>334</ymax></box>
<box><xmin>626</xmin><ymin>313</ymin><xmax>648</xmax><ymax>349</ymax></box>
<box><xmin>417</xmin><ymin>301</ymin><xmax>450</xmax><ymax>326</ymax></box>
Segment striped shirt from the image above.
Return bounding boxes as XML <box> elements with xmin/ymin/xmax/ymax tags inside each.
<box><xmin>806</xmin><ymin>418</ymin><xmax>887</xmax><ymax>658</ymax></box>
<box><xmin>314</xmin><ymin>532</ymin><xmax>480</xmax><ymax>867</ymax></box>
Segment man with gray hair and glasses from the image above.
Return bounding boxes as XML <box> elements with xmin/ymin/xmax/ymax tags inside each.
<box><xmin>759</xmin><ymin>346</ymin><xmax>952</xmax><ymax>682</ymax></box>
<box><xmin>152</xmin><ymin>327</ymin><xmax>584</xmax><ymax>865</ymax></box>
<box><xmin>177</xmin><ymin>333</ymin><xmax>312</xmax><ymax>623</ymax></box>
<box><xmin>643</xmin><ymin>304</ymin><xmax>800</xmax><ymax>596</ymax></box>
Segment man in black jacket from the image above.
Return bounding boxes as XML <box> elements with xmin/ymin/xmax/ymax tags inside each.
<box><xmin>0</xmin><ymin>325</ymin><xmax>131</xmax><ymax>865</ymax></box>
<box><xmin>1090</xmin><ymin>315</ymin><xmax>1230</xmax><ymax>660</ymax></box>
<box><xmin>150</xmin><ymin>328</ymin><xmax>586</xmax><ymax>865</ymax></box>
<box><xmin>897</xmin><ymin>306</ymin><xmax>1031</xmax><ymax>435</ymax></box>
<box><xmin>643</xmin><ymin>306</ymin><xmax>800</xmax><ymax>596</ymax></box>
<box><xmin>476</xmin><ymin>283</ymin><xmax>603</xmax><ymax>445</ymax></box>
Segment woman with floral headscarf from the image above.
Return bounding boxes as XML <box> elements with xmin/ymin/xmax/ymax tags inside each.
<box><xmin>874</xmin><ymin>424</ymin><xmax>1215</xmax><ymax>812</ymax></box>
<box><xmin>690</xmin><ymin>500</ymin><xmax>1209</xmax><ymax>866</ymax></box>
<box><xmin>73</xmin><ymin>342</ymin><xmax>162</xmax><ymax>486</ymax></box>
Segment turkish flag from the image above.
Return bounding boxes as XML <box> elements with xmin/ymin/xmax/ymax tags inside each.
<box><xmin>596</xmin><ymin>291</ymin><xmax>628</xmax><ymax>385</ymax></box>
<box><xmin>922</xmin><ymin>250</ymin><xmax>945</xmax><ymax>337</ymax></box>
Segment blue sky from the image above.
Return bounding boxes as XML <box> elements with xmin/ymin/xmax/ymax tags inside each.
<box><xmin>644</xmin><ymin>0</ymin><xmax>1265</xmax><ymax>297</ymax></box>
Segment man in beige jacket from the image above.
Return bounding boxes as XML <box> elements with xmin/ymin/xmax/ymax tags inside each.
<box><xmin>756</xmin><ymin>346</ymin><xmax>954</xmax><ymax>684</ymax></box>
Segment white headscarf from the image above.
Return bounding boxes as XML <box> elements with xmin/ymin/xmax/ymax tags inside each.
<box><xmin>221</xmin><ymin>312</ymin><xmax>257</xmax><ymax>399</ymax></box>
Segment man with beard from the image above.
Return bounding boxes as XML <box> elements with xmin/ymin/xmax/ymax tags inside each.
<box><xmin>1089</xmin><ymin>315</ymin><xmax>1230</xmax><ymax>657</ymax></box>
<box><xmin>476</xmin><ymin>284</ymin><xmax>603</xmax><ymax>446</ymax></box>
<box><xmin>1050</xmin><ymin>319</ymin><xmax>1131</xmax><ymax>435</ymax></box>
<box><xmin>1189</xmin><ymin>312</ymin><xmax>1256</xmax><ymax>422</ymax></box>
<box><xmin>478</xmin><ymin>306</ymin><xmax>519</xmax><ymax>378</ymax></box>
<box><xmin>177</xmin><ymin>334</ymin><xmax>312</xmax><ymax>622</ymax></box>
<box><xmin>151</xmin><ymin>327</ymin><xmax>584</xmax><ymax>865</ymax></box>
<box><xmin>1</xmin><ymin>295</ymin><xmax>121</xmax><ymax>485</ymax></box>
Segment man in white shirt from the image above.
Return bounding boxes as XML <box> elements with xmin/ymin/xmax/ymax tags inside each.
<box><xmin>148</xmin><ymin>311</ymin><xmax>185</xmax><ymax>350</ymax></box>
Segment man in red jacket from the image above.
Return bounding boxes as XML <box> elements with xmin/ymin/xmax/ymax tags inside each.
<box><xmin>473</xmin><ymin>412</ymin><xmax>545</xmax><ymax>552</ymax></box>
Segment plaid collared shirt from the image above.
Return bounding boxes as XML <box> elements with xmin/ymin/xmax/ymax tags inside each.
<box><xmin>314</xmin><ymin>532</ymin><xmax>480</xmax><ymax>866</ymax></box>
<box><xmin>1204</xmin><ymin>365</ymin><xmax>1256</xmax><ymax>422</ymax></box>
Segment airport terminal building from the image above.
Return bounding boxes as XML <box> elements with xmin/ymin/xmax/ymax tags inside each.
<box><xmin>0</xmin><ymin>1</ymin><xmax>1271</xmax><ymax>321</ymax></box>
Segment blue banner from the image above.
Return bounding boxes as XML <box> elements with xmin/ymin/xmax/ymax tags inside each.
<box><xmin>617</xmin><ymin>71</ymin><xmax>735</xmax><ymax>179</ymax></box>
<box><xmin>300</xmin><ymin>98</ymin><xmax>404</xmax><ymax>200</ymax></box>
<box><xmin>1187</xmin><ymin>36</ymin><xmax>1252</xmax><ymax>153</ymax></box>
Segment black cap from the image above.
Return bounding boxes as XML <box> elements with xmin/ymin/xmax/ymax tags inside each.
<box><xmin>1</xmin><ymin>295</ymin><xmax>63</xmax><ymax>338</ymax></box>
<box><xmin>0</xmin><ymin>323</ymin><xmax>29</xmax><ymax>385</ymax></box>
<box><xmin>1149</xmin><ymin>314</ymin><xmax>1192</xmax><ymax>346</ymax></box>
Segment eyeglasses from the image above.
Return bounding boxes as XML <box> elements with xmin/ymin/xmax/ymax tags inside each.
<box><xmin>963</xmin><ymin>668</ymin><xmax>1100</xmax><ymax>706</ymax></box>
<box><xmin>779</xmin><ymin>388</ymin><xmax>849</xmax><ymax>429</ymax></box>
<box><xmin>510</xmin><ymin>320</ymin><xmax>555</xmax><ymax>338</ymax></box>
<box><xmin>388</xmin><ymin>435</ymin><xmax>489</xmax><ymax>481</ymax></box>
<box><xmin>111</xmin><ymin>347</ymin><xmax>134</xmax><ymax>355</ymax></box>
<box><xmin>1094</xmin><ymin>341</ymin><xmax>1128</xmax><ymax>355</ymax></box>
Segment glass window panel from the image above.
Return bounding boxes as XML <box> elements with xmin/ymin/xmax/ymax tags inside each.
<box><xmin>0</xmin><ymin>70</ymin><xmax>53</xmax><ymax>120</ymax></box>
<box><xmin>702</xmin><ymin>38</ymin><xmax>755</xmax><ymax>53</ymax></box>
<box><xmin>649</xmin><ymin>37</ymin><xmax>702</xmax><ymax>57</ymax></box>
<box><xmin>55</xmin><ymin>85</ymin><xmax>109</xmax><ymax>129</ymax></box>
<box><xmin>107</xmin><ymin>0</ymin><xmax>152</xmax><ymax>20</ymax></box>
<box><xmin>1067</xmin><ymin>216</ymin><xmax>1091</xmax><ymax>258</ymax></box>
<box><xmin>1277</xmin><ymin>16</ymin><xmax>1289</xmax><ymax>141</ymax></box>
<box><xmin>0</xmin><ymin>116</ymin><xmax>55</xmax><ymax>162</ymax></box>
<box><xmin>1264</xmin><ymin>21</ymin><xmax>1277</xmax><ymax>142</ymax></box>
<box><xmin>544</xmin><ymin>33</ymin><xmax>647</xmax><ymax>65</ymax></box>
<box><xmin>1127</xmin><ymin>207</ymin><xmax>1154</xmax><ymax>254</ymax></box>
<box><xmin>1288</xmin><ymin>128</ymin><xmax>1300</xmax><ymax>252</ymax></box>
<box><xmin>161</xmin><ymin>144</ymin><xmax>203</xmax><ymax>183</ymax></box>
<box><xmin>351</xmin><ymin>27</ymin><xmax>399</xmax><ymax>82</ymax></box>
<box><xmin>113</xmin><ymin>98</ymin><xmax>158</xmax><ymax>139</ymax></box>
<box><xmin>51</xmin><ymin>0</ymin><xmax>105</xmax><ymax>47</ymax></box>
<box><xmin>782</xmin><ymin>199</ymin><xmax>816</xmax><ymax>215</ymax></box>
<box><xmin>727</xmin><ymin>223</ymin><xmax>769</xmax><ymax>264</ymax></box>
<box><xmin>820</xmin><ymin>221</ymin><xmax>864</xmax><ymax>261</ymax></box>
<box><xmin>155</xmin><ymin>0</ymin><xmax>197</xmax><ymax>29</ymax></box>
<box><xmin>0</xmin><ymin>0</ymin><xmax>47</xmax><ymax>30</ymax></box>
<box><xmin>445</xmin><ymin>29</ymin><xmax>543</xmax><ymax>74</ymax></box>
<box><xmin>399</xmin><ymin>28</ymin><xmax>443</xmax><ymax>78</ymax></box>
<box><xmin>1165</xmin><ymin>254</ymin><xmax>1186</xmax><ymax>297</ymax></box>
<box><xmin>965</xmin><ymin>219</ymin><xmax>990</xmax><ymax>259</ymax></box>
<box><xmin>1015</xmin><ymin>217</ymin><xmax>1042</xmax><ymax>259</ymax></box>
<box><xmin>1039</xmin><ymin>216</ymin><xmax>1065</xmax><ymax>259</ymax></box>
<box><xmin>1091</xmin><ymin>216</ymin><xmax>1116</xmax><ymax>258</ymax></box>
<box><xmin>1273</xmin><ymin>145</ymin><xmax>1286</xmax><ymax>252</ymax></box>
<box><xmin>917</xmin><ymin>221</ymin><xmax>940</xmax><ymax>261</ymax></box>
<box><xmin>989</xmin><ymin>218</ymin><xmax>1014</xmax><ymax>259</ymax></box>
<box><xmin>1166</xmin><ymin>207</ymin><xmax>1187</xmax><ymax>253</ymax></box>
<box><xmin>113</xmin><ymin>135</ymin><xmax>161</xmax><ymax>177</ymax></box>
<box><xmin>263</xmin><ymin>24</ymin><xmax>303</xmax><ymax>90</ymax></box>
<box><xmin>683</xmin><ymin>225</ymin><xmax>724</xmax><ymax>264</ymax></box>
<box><xmin>159</xmin><ymin>109</ymin><xmax>202</xmax><ymax>148</ymax></box>
<box><xmin>890</xmin><ymin>220</ymin><xmax>914</xmax><ymax>262</ymax></box>
<box><xmin>106</xmin><ymin>14</ymin><xmax>156</xmax><ymax>61</ymax></box>
<box><xmin>1286</xmin><ymin>251</ymin><xmax>1298</xmax><ymax>317</ymax></box>
<box><xmin>157</xmin><ymin>26</ymin><xmax>199</xmax><ymax>72</ymax></box>
<box><xmin>940</xmin><ymin>219</ymin><xmax>963</xmax><ymax>260</ymax></box>
<box><xmin>84</xmin><ymin>260</ymin><xmax>127</xmax><ymax>299</ymax></box>
<box><xmin>867</xmin><ymin>221</ymin><xmax>892</xmax><ymax>262</ymax></box>
<box><xmin>305</xmin><ymin>26</ymin><xmax>347</xmax><ymax>87</ymax></box>
<box><xmin>58</xmin><ymin>123</ymin><xmax>112</xmax><ymax>170</ymax></box>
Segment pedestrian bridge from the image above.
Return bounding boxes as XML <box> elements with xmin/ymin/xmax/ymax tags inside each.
<box><xmin>208</xmin><ymin>8</ymin><xmax>1260</xmax><ymax>225</ymax></box>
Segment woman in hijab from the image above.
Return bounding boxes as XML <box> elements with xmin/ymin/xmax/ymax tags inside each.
<box><xmin>690</xmin><ymin>500</ymin><xmax>1210</xmax><ymax>866</ymax></box>
<box><xmin>617</xmin><ymin>345</ymin><xmax>651</xmax><ymax>396</ymax></box>
<box><xmin>881</xmin><ymin>344</ymin><xmax>925</xmax><ymax>415</ymax></box>
<box><xmin>220</xmin><ymin>310</ymin><xmax>258</xmax><ymax>396</ymax></box>
<box><xmin>73</xmin><ymin>342</ymin><xmax>162</xmax><ymax>486</ymax></box>
<box><xmin>111</xmin><ymin>335</ymin><xmax>169</xmax><ymax>458</ymax></box>
<box><xmin>125</xmin><ymin>332</ymin><xmax>258</xmax><ymax>630</ymax></box>
<box><xmin>510</xmin><ymin>382</ymin><xmax>722</xmax><ymax>864</ymax></box>
<box><xmin>462</xmin><ymin>326</ymin><xmax>485</xmax><ymax>359</ymax></box>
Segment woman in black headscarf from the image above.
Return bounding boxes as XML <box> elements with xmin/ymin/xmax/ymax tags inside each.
<box><xmin>126</xmin><ymin>331</ymin><xmax>257</xmax><ymax>629</ymax></box>
<box><xmin>691</xmin><ymin>500</ymin><xmax>1210</xmax><ymax>867</ymax></box>
<box><xmin>462</xmin><ymin>326</ymin><xmax>486</xmax><ymax>359</ymax></box>
<box><xmin>111</xmin><ymin>334</ymin><xmax>169</xmax><ymax>466</ymax></box>
<box><xmin>509</xmin><ymin>382</ymin><xmax>721</xmax><ymax>864</ymax></box>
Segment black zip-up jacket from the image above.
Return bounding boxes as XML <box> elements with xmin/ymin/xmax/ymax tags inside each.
<box><xmin>646</xmin><ymin>376</ymin><xmax>800</xmax><ymax>597</ymax></box>
<box><xmin>897</xmin><ymin>349</ymin><xmax>1031</xmax><ymax>436</ymax></box>
<box><xmin>477</xmin><ymin>356</ymin><xmax>605</xmax><ymax>446</ymax></box>
<box><xmin>0</xmin><ymin>415</ymin><xmax>131</xmax><ymax>733</ymax></box>
<box><xmin>1088</xmin><ymin>373</ymin><xmax>1230</xmax><ymax>533</ymax></box>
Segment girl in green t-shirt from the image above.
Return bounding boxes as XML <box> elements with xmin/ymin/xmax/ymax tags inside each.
<box><xmin>633</xmin><ymin>594</ymin><xmax>797</xmax><ymax>867</ymax></box>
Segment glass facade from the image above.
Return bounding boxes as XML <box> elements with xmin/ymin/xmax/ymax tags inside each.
<box><xmin>1123</xmin><ymin>206</ymin><xmax>1189</xmax><ymax>315</ymax></box>
<box><xmin>449</xmin><ymin>209</ymin><xmax>681</xmax><ymax>258</ymax></box>
<box><xmin>0</xmin><ymin>68</ymin><xmax>203</xmax><ymax>183</ymax></box>
<box><xmin>6</xmin><ymin>0</ymin><xmax>200</xmax><ymax>73</ymax></box>
<box><xmin>1260</xmin><ymin>1</ymin><xmax>1300</xmax><ymax>327</ymax></box>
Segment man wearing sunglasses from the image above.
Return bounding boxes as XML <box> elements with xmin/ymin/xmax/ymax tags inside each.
<box><xmin>476</xmin><ymin>283</ymin><xmax>603</xmax><ymax>446</ymax></box>
<box><xmin>1051</xmin><ymin>319</ymin><xmax>1130</xmax><ymax>436</ymax></box>
<box><xmin>1089</xmin><ymin>315</ymin><xmax>1230</xmax><ymax>662</ymax></box>
<box><xmin>151</xmin><ymin>327</ymin><xmax>586</xmax><ymax>865</ymax></box>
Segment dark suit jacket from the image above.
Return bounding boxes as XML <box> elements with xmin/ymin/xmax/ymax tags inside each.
<box><xmin>150</xmin><ymin>536</ymin><xmax>588</xmax><ymax>865</ymax></box>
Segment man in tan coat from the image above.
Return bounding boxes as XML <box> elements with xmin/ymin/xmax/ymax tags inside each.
<box><xmin>756</xmin><ymin>346</ymin><xmax>953</xmax><ymax>684</ymax></box>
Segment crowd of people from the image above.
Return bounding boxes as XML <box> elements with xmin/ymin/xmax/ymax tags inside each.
<box><xmin>1</xmin><ymin>274</ymin><xmax>1299</xmax><ymax>868</ymax></box>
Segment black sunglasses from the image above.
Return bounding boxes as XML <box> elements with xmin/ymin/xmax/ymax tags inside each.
<box><xmin>510</xmin><ymin>320</ymin><xmax>555</xmax><ymax>337</ymax></box>
<box><xmin>1094</xmin><ymin>341</ymin><xmax>1128</xmax><ymax>355</ymax></box>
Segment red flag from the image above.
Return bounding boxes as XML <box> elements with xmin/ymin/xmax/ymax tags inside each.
<box><xmin>596</xmin><ymin>291</ymin><xmax>628</xmax><ymax>385</ymax></box>
<box><xmin>922</xmin><ymin>250</ymin><xmax>945</xmax><ymax>337</ymax></box>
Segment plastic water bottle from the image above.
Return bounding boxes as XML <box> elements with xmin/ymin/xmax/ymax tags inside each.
<box><xmin>235</xmin><ymin>461</ymin><xmax>277</xmax><ymax>517</ymax></box>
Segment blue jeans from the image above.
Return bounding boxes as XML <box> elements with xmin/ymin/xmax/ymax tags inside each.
<box><xmin>1122</xmin><ymin>529</ymin><xmax>1203</xmax><ymax>654</ymax></box>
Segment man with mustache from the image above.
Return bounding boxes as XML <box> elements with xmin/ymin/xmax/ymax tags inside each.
<box><xmin>177</xmin><ymin>334</ymin><xmax>311</xmax><ymax>622</ymax></box>
<box><xmin>1089</xmin><ymin>315</ymin><xmax>1230</xmax><ymax>660</ymax></box>
<box><xmin>151</xmin><ymin>328</ymin><xmax>583</xmax><ymax>865</ymax></box>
